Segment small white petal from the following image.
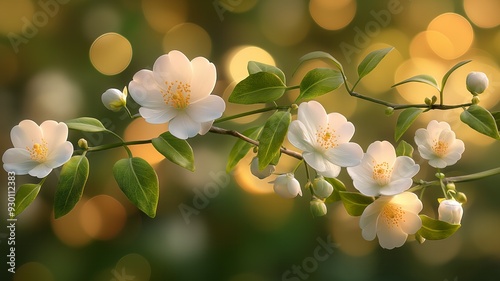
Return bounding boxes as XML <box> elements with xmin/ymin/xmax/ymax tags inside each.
<box><xmin>45</xmin><ymin>141</ymin><xmax>73</xmax><ymax>169</ymax></box>
<box><xmin>189</xmin><ymin>56</ymin><xmax>216</xmax><ymax>102</ymax></box>
<box><xmin>199</xmin><ymin>121</ymin><xmax>213</xmax><ymax>135</ymax></box>
<box><xmin>28</xmin><ymin>164</ymin><xmax>53</xmax><ymax>178</ymax></box>
<box><xmin>186</xmin><ymin>95</ymin><xmax>225</xmax><ymax>123</ymax></box>
<box><xmin>2</xmin><ymin>148</ymin><xmax>38</xmax><ymax>175</ymax></box>
<box><xmin>128</xmin><ymin>70</ymin><xmax>164</xmax><ymax>107</ymax></box>
<box><xmin>287</xmin><ymin>121</ymin><xmax>316</xmax><ymax>152</ymax></box>
<box><xmin>297</xmin><ymin>101</ymin><xmax>328</xmax><ymax>134</ymax></box>
<box><xmin>40</xmin><ymin>121</ymin><xmax>69</xmax><ymax>152</ymax></box>
<box><xmin>324</xmin><ymin>142</ymin><xmax>363</xmax><ymax>167</ymax></box>
<box><xmin>139</xmin><ymin>107</ymin><xmax>177</xmax><ymax>124</ymax></box>
<box><xmin>168</xmin><ymin>113</ymin><xmax>201</xmax><ymax>139</ymax></box>
<box><xmin>153</xmin><ymin>51</ymin><xmax>192</xmax><ymax>85</ymax></box>
<box><xmin>377</xmin><ymin>223</ymin><xmax>408</xmax><ymax>249</ymax></box>
<box><xmin>11</xmin><ymin>120</ymin><xmax>42</xmax><ymax>148</ymax></box>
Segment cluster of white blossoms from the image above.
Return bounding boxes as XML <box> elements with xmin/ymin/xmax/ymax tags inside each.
<box><xmin>271</xmin><ymin>100</ymin><xmax>467</xmax><ymax>249</ymax></box>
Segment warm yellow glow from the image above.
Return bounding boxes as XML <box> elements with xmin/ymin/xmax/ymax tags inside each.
<box><xmin>411</xmin><ymin>231</ymin><xmax>462</xmax><ymax>265</ymax></box>
<box><xmin>0</xmin><ymin>0</ymin><xmax>34</xmax><ymax>34</ymax></box>
<box><xmin>226</xmin><ymin>45</ymin><xmax>275</xmax><ymax>82</ymax></box>
<box><xmin>409</xmin><ymin>31</ymin><xmax>442</xmax><ymax>59</ymax></box>
<box><xmin>80</xmin><ymin>195</ymin><xmax>127</xmax><ymax>240</ymax></box>
<box><xmin>426</xmin><ymin>13</ymin><xmax>474</xmax><ymax>60</ymax></box>
<box><xmin>51</xmin><ymin>197</ymin><xmax>93</xmax><ymax>247</ymax></box>
<box><xmin>309</xmin><ymin>0</ymin><xmax>356</xmax><ymax>30</ymax></box>
<box><xmin>259</xmin><ymin>0</ymin><xmax>310</xmax><ymax>46</ymax></box>
<box><xmin>124</xmin><ymin>118</ymin><xmax>167</xmax><ymax>166</ymax></box>
<box><xmin>141</xmin><ymin>0</ymin><xmax>187</xmax><ymax>33</ymax></box>
<box><xmin>162</xmin><ymin>23</ymin><xmax>212</xmax><ymax>59</ymax></box>
<box><xmin>89</xmin><ymin>32</ymin><xmax>132</xmax><ymax>75</ymax></box>
<box><xmin>14</xmin><ymin>262</ymin><xmax>54</xmax><ymax>281</ymax></box>
<box><xmin>464</xmin><ymin>0</ymin><xmax>500</xmax><ymax>28</ymax></box>
<box><xmin>403</xmin><ymin>0</ymin><xmax>454</xmax><ymax>31</ymax></box>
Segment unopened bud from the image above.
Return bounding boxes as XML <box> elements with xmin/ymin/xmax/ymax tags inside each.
<box><xmin>312</xmin><ymin>176</ymin><xmax>333</xmax><ymax>199</ymax></box>
<box><xmin>446</xmin><ymin>182</ymin><xmax>456</xmax><ymax>191</ymax></box>
<box><xmin>431</xmin><ymin>95</ymin><xmax>437</xmax><ymax>104</ymax></box>
<box><xmin>471</xmin><ymin>96</ymin><xmax>480</xmax><ymax>105</ymax></box>
<box><xmin>455</xmin><ymin>192</ymin><xmax>467</xmax><ymax>204</ymax></box>
<box><xmin>424</xmin><ymin>97</ymin><xmax>432</xmax><ymax>106</ymax></box>
<box><xmin>310</xmin><ymin>198</ymin><xmax>327</xmax><ymax>217</ymax></box>
<box><xmin>466</xmin><ymin>72</ymin><xmax>489</xmax><ymax>95</ymax></box>
<box><xmin>250</xmin><ymin>157</ymin><xmax>275</xmax><ymax>179</ymax></box>
<box><xmin>385</xmin><ymin>107</ymin><xmax>394</xmax><ymax>116</ymax></box>
<box><xmin>438</xmin><ymin>199</ymin><xmax>463</xmax><ymax>225</ymax></box>
<box><xmin>272</xmin><ymin>173</ymin><xmax>302</xmax><ymax>199</ymax></box>
<box><xmin>435</xmin><ymin>172</ymin><xmax>445</xmax><ymax>180</ymax></box>
<box><xmin>102</xmin><ymin>88</ymin><xmax>127</xmax><ymax>112</ymax></box>
<box><xmin>78</xmin><ymin>138</ymin><xmax>88</xmax><ymax>150</ymax></box>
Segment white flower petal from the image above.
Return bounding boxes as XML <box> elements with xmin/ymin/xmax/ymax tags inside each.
<box><xmin>168</xmin><ymin>113</ymin><xmax>201</xmax><ymax>139</ymax></box>
<box><xmin>28</xmin><ymin>164</ymin><xmax>53</xmax><ymax>178</ymax></box>
<box><xmin>399</xmin><ymin>212</ymin><xmax>422</xmax><ymax>234</ymax></box>
<box><xmin>324</xmin><ymin>142</ymin><xmax>363</xmax><ymax>167</ymax></box>
<box><xmin>128</xmin><ymin>70</ymin><xmax>164</xmax><ymax>107</ymax></box>
<box><xmin>139</xmin><ymin>107</ymin><xmax>177</xmax><ymax>124</ymax></box>
<box><xmin>316</xmin><ymin>161</ymin><xmax>341</xmax><ymax>178</ymax></box>
<box><xmin>199</xmin><ymin>121</ymin><xmax>213</xmax><ymax>135</ymax></box>
<box><xmin>287</xmin><ymin>121</ymin><xmax>316</xmax><ymax>152</ymax></box>
<box><xmin>391</xmin><ymin>156</ymin><xmax>419</xmax><ymax>181</ymax></box>
<box><xmin>377</xmin><ymin>222</ymin><xmax>408</xmax><ymax>249</ymax></box>
<box><xmin>303</xmin><ymin>151</ymin><xmax>327</xmax><ymax>172</ymax></box>
<box><xmin>391</xmin><ymin>192</ymin><xmax>423</xmax><ymax>213</ymax></box>
<box><xmin>428</xmin><ymin>158</ymin><xmax>448</xmax><ymax>169</ymax></box>
<box><xmin>297</xmin><ymin>101</ymin><xmax>328</xmax><ymax>133</ymax></box>
<box><xmin>11</xmin><ymin>120</ymin><xmax>42</xmax><ymax>148</ymax></box>
<box><xmin>40</xmin><ymin>121</ymin><xmax>69</xmax><ymax>152</ymax></box>
<box><xmin>380</xmin><ymin>178</ymin><xmax>413</xmax><ymax>195</ymax></box>
<box><xmin>366</xmin><ymin>141</ymin><xmax>396</xmax><ymax>164</ymax></box>
<box><xmin>2</xmin><ymin>148</ymin><xmax>38</xmax><ymax>175</ymax></box>
<box><xmin>45</xmin><ymin>141</ymin><xmax>73</xmax><ymax>169</ymax></box>
<box><xmin>327</xmin><ymin>113</ymin><xmax>354</xmax><ymax>143</ymax></box>
<box><xmin>189</xmin><ymin>56</ymin><xmax>216</xmax><ymax>102</ymax></box>
<box><xmin>186</xmin><ymin>95</ymin><xmax>225</xmax><ymax>122</ymax></box>
<box><xmin>153</xmin><ymin>51</ymin><xmax>192</xmax><ymax>85</ymax></box>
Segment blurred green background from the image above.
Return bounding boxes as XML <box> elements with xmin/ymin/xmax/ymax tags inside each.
<box><xmin>1</xmin><ymin>0</ymin><xmax>500</xmax><ymax>280</ymax></box>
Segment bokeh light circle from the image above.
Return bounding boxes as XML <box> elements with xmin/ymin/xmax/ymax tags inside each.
<box><xmin>309</xmin><ymin>0</ymin><xmax>356</xmax><ymax>30</ymax></box>
<box><xmin>226</xmin><ymin>45</ymin><xmax>275</xmax><ymax>82</ymax></box>
<box><xmin>14</xmin><ymin>262</ymin><xmax>54</xmax><ymax>281</ymax></box>
<box><xmin>89</xmin><ymin>32</ymin><xmax>132</xmax><ymax>75</ymax></box>
<box><xmin>426</xmin><ymin>13</ymin><xmax>474</xmax><ymax>60</ymax></box>
<box><xmin>162</xmin><ymin>23</ymin><xmax>212</xmax><ymax>59</ymax></box>
<box><xmin>464</xmin><ymin>0</ymin><xmax>500</xmax><ymax>29</ymax></box>
<box><xmin>0</xmin><ymin>0</ymin><xmax>34</xmax><ymax>35</ymax></box>
<box><xmin>124</xmin><ymin>118</ymin><xmax>168</xmax><ymax>166</ymax></box>
<box><xmin>80</xmin><ymin>195</ymin><xmax>127</xmax><ymax>240</ymax></box>
<box><xmin>142</xmin><ymin>0</ymin><xmax>188</xmax><ymax>33</ymax></box>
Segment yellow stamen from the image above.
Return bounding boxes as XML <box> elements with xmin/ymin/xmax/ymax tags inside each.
<box><xmin>27</xmin><ymin>140</ymin><xmax>48</xmax><ymax>162</ymax></box>
<box><xmin>381</xmin><ymin>203</ymin><xmax>405</xmax><ymax>228</ymax></box>
<box><xmin>432</xmin><ymin>140</ymin><xmax>448</xmax><ymax>157</ymax></box>
<box><xmin>162</xmin><ymin>80</ymin><xmax>191</xmax><ymax>109</ymax></box>
<box><xmin>316</xmin><ymin>125</ymin><xmax>338</xmax><ymax>149</ymax></box>
<box><xmin>372</xmin><ymin>161</ymin><xmax>392</xmax><ymax>186</ymax></box>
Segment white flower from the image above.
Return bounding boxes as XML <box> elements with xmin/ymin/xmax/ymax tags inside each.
<box><xmin>287</xmin><ymin>101</ymin><xmax>363</xmax><ymax>178</ymax></box>
<box><xmin>438</xmin><ymin>199</ymin><xmax>463</xmax><ymax>225</ymax></box>
<box><xmin>347</xmin><ymin>141</ymin><xmax>420</xmax><ymax>197</ymax></box>
<box><xmin>414</xmin><ymin>120</ymin><xmax>465</xmax><ymax>168</ymax></box>
<box><xmin>466</xmin><ymin>72</ymin><xmax>489</xmax><ymax>94</ymax></box>
<box><xmin>272</xmin><ymin>173</ymin><xmax>302</xmax><ymax>199</ymax></box>
<box><xmin>250</xmin><ymin>157</ymin><xmax>275</xmax><ymax>179</ymax></box>
<box><xmin>2</xmin><ymin>120</ymin><xmax>73</xmax><ymax>178</ymax></box>
<box><xmin>128</xmin><ymin>50</ymin><xmax>226</xmax><ymax>139</ymax></box>
<box><xmin>102</xmin><ymin>87</ymin><xmax>127</xmax><ymax>111</ymax></box>
<box><xmin>360</xmin><ymin>192</ymin><xmax>423</xmax><ymax>250</ymax></box>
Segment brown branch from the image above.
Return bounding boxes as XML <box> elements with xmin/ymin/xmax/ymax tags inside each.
<box><xmin>209</xmin><ymin>126</ymin><xmax>303</xmax><ymax>160</ymax></box>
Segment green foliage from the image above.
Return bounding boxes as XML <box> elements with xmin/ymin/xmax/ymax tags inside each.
<box><xmin>296</xmin><ymin>68</ymin><xmax>344</xmax><ymax>102</ymax></box>
<box><xmin>226</xmin><ymin>126</ymin><xmax>263</xmax><ymax>172</ymax></box>
<box><xmin>417</xmin><ymin>215</ymin><xmax>461</xmax><ymax>240</ymax></box>
<box><xmin>152</xmin><ymin>132</ymin><xmax>195</xmax><ymax>171</ymax></box>
<box><xmin>339</xmin><ymin>191</ymin><xmax>374</xmax><ymax>216</ymax></box>
<box><xmin>392</xmin><ymin>74</ymin><xmax>439</xmax><ymax>92</ymax></box>
<box><xmin>492</xmin><ymin>111</ymin><xmax>500</xmax><ymax>129</ymax></box>
<box><xmin>65</xmin><ymin>117</ymin><xmax>108</xmax><ymax>132</ymax></box>
<box><xmin>460</xmin><ymin>105</ymin><xmax>500</xmax><ymax>139</ymax></box>
<box><xmin>395</xmin><ymin>108</ymin><xmax>423</xmax><ymax>141</ymax></box>
<box><xmin>247</xmin><ymin>61</ymin><xmax>286</xmax><ymax>83</ymax></box>
<box><xmin>257</xmin><ymin>111</ymin><xmax>291</xmax><ymax>169</ymax></box>
<box><xmin>54</xmin><ymin>156</ymin><xmax>90</xmax><ymax>218</ymax></box>
<box><xmin>396</xmin><ymin>140</ymin><xmax>414</xmax><ymax>157</ymax></box>
<box><xmin>113</xmin><ymin>157</ymin><xmax>159</xmax><ymax>218</ymax></box>
<box><xmin>357</xmin><ymin>47</ymin><xmax>393</xmax><ymax>81</ymax></box>
<box><xmin>324</xmin><ymin>177</ymin><xmax>347</xmax><ymax>203</ymax></box>
<box><xmin>296</xmin><ymin>51</ymin><xmax>344</xmax><ymax>73</ymax></box>
<box><xmin>441</xmin><ymin>60</ymin><xmax>471</xmax><ymax>91</ymax></box>
<box><xmin>228</xmin><ymin>72</ymin><xmax>286</xmax><ymax>104</ymax></box>
<box><xmin>14</xmin><ymin>183</ymin><xmax>42</xmax><ymax>217</ymax></box>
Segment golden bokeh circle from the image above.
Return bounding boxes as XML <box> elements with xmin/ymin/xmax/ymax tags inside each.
<box><xmin>80</xmin><ymin>195</ymin><xmax>127</xmax><ymax>240</ymax></box>
<box><xmin>124</xmin><ymin>118</ymin><xmax>167</xmax><ymax>166</ymax></box>
<box><xmin>162</xmin><ymin>23</ymin><xmax>212</xmax><ymax>59</ymax></box>
<box><xmin>225</xmin><ymin>45</ymin><xmax>275</xmax><ymax>82</ymax></box>
<box><xmin>309</xmin><ymin>0</ymin><xmax>356</xmax><ymax>30</ymax></box>
<box><xmin>89</xmin><ymin>32</ymin><xmax>132</xmax><ymax>75</ymax></box>
<box><xmin>426</xmin><ymin>13</ymin><xmax>474</xmax><ymax>60</ymax></box>
<box><xmin>141</xmin><ymin>0</ymin><xmax>188</xmax><ymax>33</ymax></box>
<box><xmin>464</xmin><ymin>0</ymin><xmax>500</xmax><ymax>28</ymax></box>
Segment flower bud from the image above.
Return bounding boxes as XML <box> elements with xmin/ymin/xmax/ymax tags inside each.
<box><xmin>312</xmin><ymin>176</ymin><xmax>333</xmax><ymax>199</ymax></box>
<box><xmin>102</xmin><ymin>88</ymin><xmax>127</xmax><ymax>111</ymax></box>
<box><xmin>455</xmin><ymin>192</ymin><xmax>467</xmax><ymax>204</ymax></box>
<box><xmin>310</xmin><ymin>198</ymin><xmax>327</xmax><ymax>217</ymax></box>
<box><xmin>250</xmin><ymin>157</ymin><xmax>275</xmax><ymax>179</ymax></box>
<box><xmin>272</xmin><ymin>173</ymin><xmax>302</xmax><ymax>199</ymax></box>
<box><xmin>424</xmin><ymin>97</ymin><xmax>432</xmax><ymax>106</ymax></box>
<box><xmin>77</xmin><ymin>138</ymin><xmax>88</xmax><ymax>150</ymax></box>
<box><xmin>385</xmin><ymin>107</ymin><xmax>394</xmax><ymax>116</ymax></box>
<box><xmin>438</xmin><ymin>199</ymin><xmax>463</xmax><ymax>225</ymax></box>
<box><xmin>471</xmin><ymin>96</ymin><xmax>480</xmax><ymax>105</ymax></box>
<box><xmin>466</xmin><ymin>72</ymin><xmax>489</xmax><ymax>95</ymax></box>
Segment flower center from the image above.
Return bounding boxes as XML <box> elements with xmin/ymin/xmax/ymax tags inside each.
<box><xmin>372</xmin><ymin>161</ymin><xmax>392</xmax><ymax>186</ymax></box>
<box><xmin>316</xmin><ymin>126</ymin><xmax>338</xmax><ymax>149</ymax></box>
<box><xmin>162</xmin><ymin>80</ymin><xmax>191</xmax><ymax>109</ymax></box>
<box><xmin>381</xmin><ymin>203</ymin><xmax>405</xmax><ymax>228</ymax></box>
<box><xmin>27</xmin><ymin>140</ymin><xmax>48</xmax><ymax>162</ymax></box>
<box><xmin>432</xmin><ymin>140</ymin><xmax>448</xmax><ymax>157</ymax></box>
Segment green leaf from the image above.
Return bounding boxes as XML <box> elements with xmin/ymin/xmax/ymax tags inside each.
<box><xmin>226</xmin><ymin>126</ymin><xmax>263</xmax><ymax>173</ymax></box>
<box><xmin>417</xmin><ymin>215</ymin><xmax>461</xmax><ymax>240</ymax></box>
<box><xmin>258</xmin><ymin>111</ymin><xmax>291</xmax><ymax>169</ymax></box>
<box><xmin>54</xmin><ymin>156</ymin><xmax>90</xmax><ymax>218</ymax></box>
<box><xmin>357</xmin><ymin>47</ymin><xmax>394</xmax><ymax>80</ymax></box>
<box><xmin>395</xmin><ymin>107</ymin><xmax>423</xmax><ymax>141</ymax></box>
<box><xmin>152</xmin><ymin>132</ymin><xmax>195</xmax><ymax>171</ymax></box>
<box><xmin>296</xmin><ymin>51</ymin><xmax>344</xmax><ymax>73</ymax></box>
<box><xmin>113</xmin><ymin>157</ymin><xmax>159</xmax><ymax>218</ymax></box>
<box><xmin>441</xmin><ymin>60</ymin><xmax>471</xmax><ymax>91</ymax></box>
<box><xmin>492</xmin><ymin>111</ymin><xmax>500</xmax><ymax>129</ymax></box>
<box><xmin>296</xmin><ymin>68</ymin><xmax>344</xmax><ymax>102</ymax></box>
<box><xmin>324</xmin><ymin>177</ymin><xmax>347</xmax><ymax>203</ymax></box>
<box><xmin>392</xmin><ymin>74</ymin><xmax>439</xmax><ymax>91</ymax></box>
<box><xmin>65</xmin><ymin>117</ymin><xmax>107</xmax><ymax>132</ymax></box>
<box><xmin>396</xmin><ymin>140</ymin><xmax>414</xmax><ymax>157</ymax></box>
<box><xmin>247</xmin><ymin>61</ymin><xmax>286</xmax><ymax>83</ymax></box>
<box><xmin>14</xmin><ymin>183</ymin><xmax>42</xmax><ymax>217</ymax></box>
<box><xmin>228</xmin><ymin>72</ymin><xmax>286</xmax><ymax>104</ymax></box>
<box><xmin>339</xmin><ymin>191</ymin><xmax>374</xmax><ymax>216</ymax></box>
<box><xmin>460</xmin><ymin>105</ymin><xmax>500</xmax><ymax>139</ymax></box>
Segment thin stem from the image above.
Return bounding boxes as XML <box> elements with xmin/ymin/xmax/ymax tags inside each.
<box><xmin>208</xmin><ymin>126</ymin><xmax>303</xmax><ymax>160</ymax></box>
<box><xmin>107</xmin><ymin>130</ymin><xmax>133</xmax><ymax>157</ymax></box>
<box><xmin>287</xmin><ymin>85</ymin><xmax>300</xmax><ymax>90</ymax></box>
<box><xmin>214</xmin><ymin>105</ymin><xmax>291</xmax><ymax>124</ymax></box>
<box><xmin>86</xmin><ymin>139</ymin><xmax>152</xmax><ymax>153</ymax></box>
<box><xmin>447</xmin><ymin>166</ymin><xmax>500</xmax><ymax>183</ymax></box>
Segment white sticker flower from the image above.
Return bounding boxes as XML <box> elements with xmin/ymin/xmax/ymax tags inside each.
<box><xmin>102</xmin><ymin>87</ymin><xmax>127</xmax><ymax>112</ymax></box>
<box><xmin>414</xmin><ymin>120</ymin><xmax>465</xmax><ymax>168</ymax></box>
<box><xmin>360</xmin><ymin>192</ymin><xmax>423</xmax><ymax>249</ymax></box>
<box><xmin>272</xmin><ymin>173</ymin><xmax>302</xmax><ymax>199</ymax></box>
<box><xmin>2</xmin><ymin>120</ymin><xmax>74</xmax><ymax>178</ymax></box>
<box><xmin>347</xmin><ymin>141</ymin><xmax>420</xmax><ymax>196</ymax></box>
<box><xmin>438</xmin><ymin>199</ymin><xmax>463</xmax><ymax>225</ymax></box>
<box><xmin>287</xmin><ymin>101</ymin><xmax>363</xmax><ymax>178</ymax></box>
<box><xmin>128</xmin><ymin>50</ymin><xmax>226</xmax><ymax>139</ymax></box>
